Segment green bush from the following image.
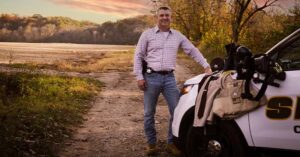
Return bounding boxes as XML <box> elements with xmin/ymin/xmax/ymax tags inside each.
<box><xmin>198</xmin><ymin>28</ymin><xmax>231</xmax><ymax>62</ymax></box>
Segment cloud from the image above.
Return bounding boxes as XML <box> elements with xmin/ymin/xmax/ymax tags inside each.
<box><xmin>47</xmin><ymin>0</ymin><xmax>151</xmax><ymax>17</ymax></box>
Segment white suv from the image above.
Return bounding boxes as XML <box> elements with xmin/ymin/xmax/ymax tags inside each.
<box><xmin>172</xmin><ymin>29</ymin><xmax>300</xmax><ymax>157</ymax></box>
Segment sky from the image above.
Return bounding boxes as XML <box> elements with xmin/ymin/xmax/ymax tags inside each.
<box><xmin>0</xmin><ymin>0</ymin><xmax>152</xmax><ymax>24</ymax></box>
<box><xmin>255</xmin><ymin>0</ymin><xmax>298</xmax><ymax>10</ymax></box>
<box><xmin>0</xmin><ymin>0</ymin><xmax>298</xmax><ymax>24</ymax></box>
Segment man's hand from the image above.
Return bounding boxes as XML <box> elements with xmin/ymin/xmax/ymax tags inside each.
<box><xmin>137</xmin><ymin>79</ymin><xmax>147</xmax><ymax>91</ymax></box>
<box><xmin>204</xmin><ymin>67</ymin><xmax>212</xmax><ymax>74</ymax></box>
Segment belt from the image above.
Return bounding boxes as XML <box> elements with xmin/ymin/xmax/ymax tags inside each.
<box><xmin>146</xmin><ymin>68</ymin><xmax>173</xmax><ymax>75</ymax></box>
<box><xmin>153</xmin><ymin>70</ymin><xmax>174</xmax><ymax>75</ymax></box>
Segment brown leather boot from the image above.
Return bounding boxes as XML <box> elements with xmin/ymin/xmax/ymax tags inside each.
<box><xmin>166</xmin><ymin>143</ymin><xmax>181</xmax><ymax>157</ymax></box>
<box><xmin>145</xmin><ymin>143</ymin><xmax>159</xmax><ymax>156</ymax></box>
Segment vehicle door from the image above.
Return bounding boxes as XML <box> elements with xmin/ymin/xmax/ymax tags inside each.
<box><xmin>249</xmin><ymin>34</ymin><xmax>300</xmax><ymax>150</ymax></box>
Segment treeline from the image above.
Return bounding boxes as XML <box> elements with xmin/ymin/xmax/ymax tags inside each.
<box><xmin>0</xmin><ymin>14</ymin><xmax>155</xmax><ymax>45</ymax></box>
<box><xmin>163</xmin><ymin>0</ymin><xmax>300</xmax><ymax>58</ymax></box>
<box><xmin>1</xmin><ymin>0</ymin><xmax>300</xmax><ymax>53</ymax></box>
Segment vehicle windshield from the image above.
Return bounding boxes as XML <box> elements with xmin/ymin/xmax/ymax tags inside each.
<box><xmin>277</xmin><ymin>35</ymin><xmax>300</xmax><ymax>71</ymax></box>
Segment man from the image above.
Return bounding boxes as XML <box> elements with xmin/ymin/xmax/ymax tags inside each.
<box><xmin>133</xmin><ymin>6</ymin><xmax>212</xmax><ymax>156</ymax></box>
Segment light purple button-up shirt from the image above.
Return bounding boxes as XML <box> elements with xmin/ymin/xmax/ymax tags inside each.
<box><xmin>133</xmin><ymin>26</ymin><xmax>210</xmax><ymax>80</ymax></box>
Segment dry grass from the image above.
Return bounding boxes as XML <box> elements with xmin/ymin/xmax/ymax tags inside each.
<box><xmin>8</xmin><ymin>50</ymin><xmax>134</xmax><ymax>73</ymax></box>
<box><xmin>6</xmin><ymin>49</ymin><xmax>209</xmax><ymax>75</ymax></box>
<box><xmin>5</xmin><ymin>48</ymin><xmax>211</xmax><ymax>76</ymax></box>
<box><xmin>59</xmin><ymin>50</ymin><xmax>134</xmax><ymax>72</ymax></box>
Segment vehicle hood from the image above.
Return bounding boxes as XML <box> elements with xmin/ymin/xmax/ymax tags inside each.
<box><xmin>184</xmin><ymin>73</ymin><xmax>206</xmax><ymax>85</ymax></box>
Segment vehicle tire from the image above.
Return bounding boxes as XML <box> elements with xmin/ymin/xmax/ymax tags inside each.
<box><xmin>175</xmin><ymin>107</ymin><xmax>195</xmax><ymax>155</ymax></box>
<box><xmin>185</xmin><ymin>120</ymin><xmax>249</xmax><ymax>157</ymax></box>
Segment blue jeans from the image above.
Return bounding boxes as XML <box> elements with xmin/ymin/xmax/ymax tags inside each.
<box><xmin>144</xmin><ymin>72</ymin><xmax>179</xmax><ymax>144</ymax></box>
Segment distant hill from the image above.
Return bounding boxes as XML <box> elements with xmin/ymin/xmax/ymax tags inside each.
<box><xmin>0</xmin><ymin>14</ymin><xmax>155</xmax><ymax>45</ymax></box>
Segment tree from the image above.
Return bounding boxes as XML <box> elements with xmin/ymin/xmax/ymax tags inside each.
<box><xmin>228</xmin><ymin>0</ymin><xmax>279</xmax><ymax>43</ymax></box>
<box><xmin>40</xmin><ymin>24</ymin><xmax>56</xmax><ymax>40</ymax></box>
<box><xmin>149</xmin><ymin>0</ymin><xmax>170</xmax><ymax>13</ymax></box>
<box><xmin>149</xmin><ymin>0</ymin><xmax>228</xmax><ymax>42</ymax></box>
<box><xmin>288</xmin><ymin>1</ymin><xmax>300</xmax><ymax>31</ymax></box>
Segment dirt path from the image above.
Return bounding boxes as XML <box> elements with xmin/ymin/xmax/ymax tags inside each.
<box><xmin>58</xmin><ymin>62</ymin><xmax>196</xmax><ymax>157</ymax></box>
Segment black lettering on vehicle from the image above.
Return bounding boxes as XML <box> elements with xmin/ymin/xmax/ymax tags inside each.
<box><xmin>294</xmin><ymin>126</ymin><xmax>300</xmax><ymax>134</ymax></box>
<box><xmin>295</xmin><ymin>97</ymin><xmax>300</xmax><ymax>120</ymax></box>
<box><xmin>266</xmin><ymin>97</ymin><xmax>293</xmax><ymax>119</ymax></box>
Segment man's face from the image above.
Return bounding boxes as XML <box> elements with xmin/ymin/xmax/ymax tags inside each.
<box><xmin>157</xmin><ymin>9</ymin><xmax>171</xmax><ymax>28</ymax></box>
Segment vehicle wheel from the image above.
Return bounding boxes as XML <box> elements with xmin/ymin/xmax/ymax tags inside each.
<box><xmin>185</xmin><ymin>120</ymin><xmax>248</xmax><ymax>157</ymax></box>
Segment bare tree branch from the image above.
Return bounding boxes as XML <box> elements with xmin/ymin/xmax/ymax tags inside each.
<box><xmin>240</xmin><ymin>0</ymin><xmax>279</xmax><ymax>31</ymax></box>
<box><xmin>230</xmin><ymin>0</ymin><xmax>279</xmax><ymax>42</ymax></box>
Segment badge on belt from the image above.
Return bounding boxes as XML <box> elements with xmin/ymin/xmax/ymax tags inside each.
<box><xmin>146</xmin><ymin>68</ymin><xmax>152</xmax><ymax>74</ymax></box>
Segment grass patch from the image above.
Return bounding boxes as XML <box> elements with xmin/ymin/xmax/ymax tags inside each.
<box><xmin>8</xmin><ymin>63</ymin><xmax>39</xmax><ymax>70</ymax></box>
<box><xmin>7</xmin><ymin>50</ymin><xmax>134</xmax><ymax>73</ymax></box>
<box><xmin>0</xmin><ymin>72</ymin><xmax>102</xmax><ymax>156</ymax></box>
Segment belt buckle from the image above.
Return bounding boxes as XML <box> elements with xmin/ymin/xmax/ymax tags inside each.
<box><xmin>146</xmin><ymin>68</ymin><xmax>152</xmax><ymax>74</ymax></box>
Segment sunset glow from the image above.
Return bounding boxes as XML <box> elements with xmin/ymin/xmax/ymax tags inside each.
<box><xmin>47</xmin><ymin>0</ymin><xmax>150</xmax><ymax>16</ymax></box>
<box><xmin>0</xmin><ymin>0</ymin><xmax>298</xmax><ymax>24</ymax></box>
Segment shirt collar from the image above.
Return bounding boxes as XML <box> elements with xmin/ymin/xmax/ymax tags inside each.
<box><xmin>154</xmin><ymin>26</ymin><xmax>173</xmax><ymax>34</ymax></box>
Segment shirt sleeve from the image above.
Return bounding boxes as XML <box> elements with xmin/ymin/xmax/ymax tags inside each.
<box><xmin>179</xmin><ymin>33</ymin><xmax>210</xmax><ymax>68</ymax></box>
<box><xmin>133</xmin><ymin>31</ymin><xmax>148</xmax><ymax>80</ymax></box>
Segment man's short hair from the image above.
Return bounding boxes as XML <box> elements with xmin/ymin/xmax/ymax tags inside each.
<box><xmin>156</xmin><ymin>6</ymin><xmax>171</xmax><ymax>14</ymax></box>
